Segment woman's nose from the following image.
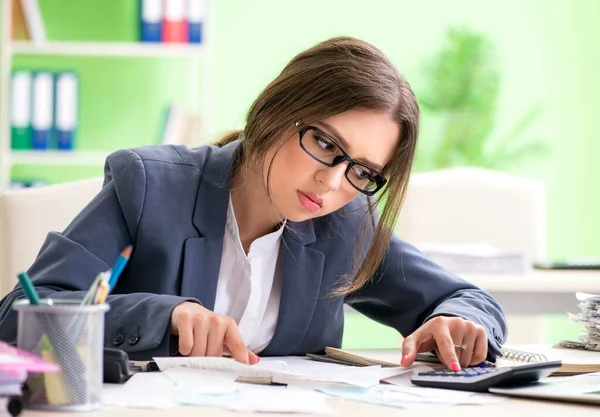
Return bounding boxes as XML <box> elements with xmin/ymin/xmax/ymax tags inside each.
<box><xmin>315</xmin><ymin>163</ymin><xmax>347</xmax><ymax>192</ymax></box>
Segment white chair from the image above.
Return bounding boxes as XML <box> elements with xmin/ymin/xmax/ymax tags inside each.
<box><xmin>397</xmin><ymin>167</ymin><xmax>547</xmax><ymax>261</ymax></box>
<box><xmin>0</xmin><ymin>177</ymin><xmax>104</xmax><ymax>296</ymax></box>
<box><xmin>397</xmin><ymin>167</ymin><xmax>548</xmax><ymax>344</ymax></box>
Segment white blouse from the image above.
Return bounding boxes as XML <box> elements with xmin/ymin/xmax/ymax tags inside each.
<box><xmin>212</xmin><ymin>196</ymin><xmax>285</xmax><ymax>353</ymax></box>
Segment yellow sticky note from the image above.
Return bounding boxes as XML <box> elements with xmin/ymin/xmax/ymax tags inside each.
<box><xmin>40</xmin><ymin>335</ymin><xmax>69</xmax><ymax>405</ymax></box>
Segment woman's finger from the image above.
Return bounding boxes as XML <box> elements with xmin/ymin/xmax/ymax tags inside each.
<box><xmin>471</xmin><ymin>329</ymin><xmax>489</xmax><ymax>365</ymax></box>
<box><xmin>459</xmin><ymin>330</ymin><xmax>477</xmax><ymax>367</ymax></box>
<box><xmin>206</xmin><ymin>315</ymin><xmax>227</xmax><ymax>357</ymax></box>
<box><xmin>224</xmin><ymin>319</ymin><xmax>250</xmax><ymax>364</ymax></box>
<box><xmin>190</xmin><ymin>316</ymin><xmax>209</xmax><ymax>357</ymax></box>
<box><xmin>432</xmin><ymin>325</ymin><xmax>461</xmax><ymax>371</ymax></box>
<box><xmin>176</xmin><ymin>314</ymin><xmax>194</xmax><ymax>356</ymax></box>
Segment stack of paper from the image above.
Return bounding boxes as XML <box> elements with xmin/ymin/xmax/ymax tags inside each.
<box><xmin>566</xmin><ymin>292</ymin><xmax>600</xmax><ymax>351</ymax></box>
<box><xmin>0</xmin><ymin>340</ymin><xmax>60</xmax><ymax>413</ymax></box>
<box><xmin>152</xmin><ymin>356</ymin><xmax>410</xmax><ymax>388</ymax></box>
<box><xmin>417</xmin><ymin>243</ymin><xmax>529</xmax><ymax>274</ymax></box>
<box><xmin>104</xmin><ymin>356</ymin><xmax>509</xmax><ymax>413</ymax></box>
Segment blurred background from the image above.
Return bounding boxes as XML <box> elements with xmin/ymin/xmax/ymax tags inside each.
<box><xmin>1</xmin><ymin>0</ymin><xmax>599</xmax><ymax>350</ymax></box>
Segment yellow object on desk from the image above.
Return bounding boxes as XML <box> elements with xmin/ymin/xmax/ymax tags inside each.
<box><xmin>40</xmin><ymin>334</ymin><xmax>69</xmax><ymax>405</ymax></box>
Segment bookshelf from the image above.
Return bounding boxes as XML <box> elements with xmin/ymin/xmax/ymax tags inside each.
<box><xmin>6</xmin><ymin>149</ymin><xmax>111</xmax><ymax>166</ymax></box>
<box><xmin>10</xmin><ymin>41</ymin><xmax>206</xmax><ymax>58</ymax></box>
<box><xmin>0</xmin><ymin>1</ymin><xmax>213</xmax><ymax>192</ymax></box>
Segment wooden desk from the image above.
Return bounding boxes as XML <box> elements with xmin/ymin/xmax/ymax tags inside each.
<box><xmin>462</xmin><ymin>270</ymin><xmax>600</xmax><ymax>314</ymax></box>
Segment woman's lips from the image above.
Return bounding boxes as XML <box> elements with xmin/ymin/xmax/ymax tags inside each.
<box><xmin>297</xmin><ymin>191</ymin><xmax>322</xmax><ymax>212</ymax></box>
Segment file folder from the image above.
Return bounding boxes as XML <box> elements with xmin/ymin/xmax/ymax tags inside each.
<box><xmin>140</xmin><ymin>0</ymin><xmax>162</xmax><ymax>42</ymax></box>
<box><xmin>10</xmin><ymin>71</ymin><xmax>32</xmax><ymax>150</ymax></box>
<box><xmin>31</xmin><ymin>71</ymin><xmax>54</xmax><ymax>149</ymax></box>
<box><xmin>54</xmin><ymin>72</ymin><xmax>78</xmax><ymax>150</ymax></box>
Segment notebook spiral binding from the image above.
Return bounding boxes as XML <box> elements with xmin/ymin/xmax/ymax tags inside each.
<box><xmin>501</xmin><ymin>348</ymin><xmax>548</xmax><ymax>363</ymax></box>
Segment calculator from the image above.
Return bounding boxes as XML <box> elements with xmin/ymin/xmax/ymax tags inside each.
<box><xmin>410</xmin><ymin>361</ymin><xmax>563</xmax><ymax>393</ymax></box>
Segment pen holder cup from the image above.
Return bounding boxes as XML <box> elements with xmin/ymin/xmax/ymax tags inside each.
<box><xmin>14</xmin><ymin>300</ymin><xmax>110</xmax><ymax>412</ymax></box>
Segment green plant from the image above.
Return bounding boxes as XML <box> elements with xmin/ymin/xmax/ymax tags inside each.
<box><xmin>415</xmin><ymin>27</ymin><xmax>546</xmax><ymax>171</ymax></box>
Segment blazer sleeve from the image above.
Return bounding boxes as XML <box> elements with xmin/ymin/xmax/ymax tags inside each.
<box><xmin>0</xmin><ymin>149</ymin><xmax>197</xmax><ymax>359</ymax></box>
<box><xmin>345</xmin><ymin>233</ymin><xmax>508</xmax><ymax>361</ymax></box>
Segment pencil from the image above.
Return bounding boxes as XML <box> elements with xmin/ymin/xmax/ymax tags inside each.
<box><xmin>108</xmin><ymin>245</ymin><xmax>133</xmax><ymax>291</ymax></box>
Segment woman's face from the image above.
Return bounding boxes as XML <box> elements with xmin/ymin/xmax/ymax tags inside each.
<box><xmin>265</xmin><ymin>109</ymin><xmax>399</xmax><ymax>222</ymax></box>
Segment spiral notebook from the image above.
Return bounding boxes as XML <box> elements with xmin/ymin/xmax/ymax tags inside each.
<box><xmin>321</xmin><ymin>346</ymin><xmax>600</xmax><ymax>376</ymax></box>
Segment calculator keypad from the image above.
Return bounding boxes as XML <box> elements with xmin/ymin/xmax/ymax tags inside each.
<box><xmin>418</xmin><ymin>367</ymin><xmax>498</xmax><ymax>377</ymax></box>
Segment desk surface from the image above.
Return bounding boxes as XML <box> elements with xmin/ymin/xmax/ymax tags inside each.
<box><xmin>462</xmin><ymin>269</ymin><xmax>600</xmax><ymax>293</ymax></box>
<box><xmin>20</xmin><ymin>347</ymin><xmax>600</xmax><ymax>416</ymax></box>
<box><xmin>21</xmin><ymin>397</ymin><xmax>600</xmax><ymax>417</ymax></box>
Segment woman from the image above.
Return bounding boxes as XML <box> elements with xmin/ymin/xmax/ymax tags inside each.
<box><xmin>0</xmin><ymin>37</ymin><xmax>506</xmax><ymax>371</ymax></box>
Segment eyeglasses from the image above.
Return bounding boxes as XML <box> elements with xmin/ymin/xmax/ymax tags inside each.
<box><xmin>297</xmin><ymin>124</ymin><xmax>387</xmax><ymax>196</ymax></box>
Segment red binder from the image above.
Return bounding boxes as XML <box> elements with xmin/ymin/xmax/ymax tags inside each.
<box><xmin>162</xmin><ymin>0</ymin><xmax>188</xmax><ymax>43</ymax></box>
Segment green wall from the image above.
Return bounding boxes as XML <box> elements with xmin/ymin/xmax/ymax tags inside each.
<box><xmin>4</xmin><ymin>0</ymin><xmax>598</xmax><ymax>346</ymax></box>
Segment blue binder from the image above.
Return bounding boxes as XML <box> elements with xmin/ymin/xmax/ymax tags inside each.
<box><xmin>140</xmin><ymin>0</ymin><xmax>162</xmax><ymax>42</ymax></box>
<box><xmin>31</xmin><ymin>71</ymin><xmax>54</xmax><ymax>149</ymax></box>
<box><xmin>188</xmin><ymin>0</ymin><xmax>206</xmax><ymax>43</ymax></box>
<box><xmin>54</xmin><ymin>71</ymin><xmax>79</xmax><ymax>150</ymax></box>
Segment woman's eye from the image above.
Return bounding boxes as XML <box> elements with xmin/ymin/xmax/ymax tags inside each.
<box><xmin>315</xmin><ymin>136</ymin><xmax>335</xmax><ymax>151</ymax></box>
<box><xmin>354</xmin><ymin>166</ymin><xmax>374</xmax><ymax>180</ymax></box>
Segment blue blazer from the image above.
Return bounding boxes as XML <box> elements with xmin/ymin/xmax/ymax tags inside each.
<box><xmin>0</xmin><ymin>141</ymin><xmax>507</xmax><ymax>360</ymax></box>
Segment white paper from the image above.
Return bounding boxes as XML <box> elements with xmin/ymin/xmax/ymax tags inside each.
<box><xmin>163</xmin><ymin>368</ymin><xmax>238</xmax><ymax>394</ymax></box>
<box><xmin>153</xmin><ymin>356</ymin><xmax>287</xmax><ymax>378</ymax></box>
<box><xmin>102</xmin><ymin>373</ymin><xmax>176</xmax><ymax>409</ymax></box>
<box><xmin>154</xmin><ymin>355</ymin><xmax>404</xmax><ymax>388</ymax></box>
<box><xmin>262</xmin><ymin>356</ymin><xmax>408</xmax><ymax>388</ymax></box>
<box><xmin>318</xmin><ymin>383</ymin><xmax>503</xmax><ymax>409</ymax></box>
<box><xmin>229</xmin><ymin>388</ymin><xmax>334</xmax><ymax>414</ymax></box>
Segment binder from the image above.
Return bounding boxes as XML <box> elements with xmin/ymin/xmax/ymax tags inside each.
<box><xmin>139</xmin><ymin>0</ymin><xmax>162</xmax><ymax>42</ymax></box>
<box><xmin>187</xmin><ymin>0</ymin><xmax>206</xmax><ymax>44</ymax></box>
<box><xmin>54</xmin><ymin>72</ymin><xmax>78</xmax><ymax>150</ymax></box>
<box><xmin>10</xmin><ymin>71</ymin><xmax>32</xmax><ymax>150</ymax></box>
<box><xmin>31</xmin><ymin>71</ymin><xmax>54</xmax><ymax>149</ymax></box>
<box><xmin>162</xmin><ymin>0</ymin><xmax>187</xmax><ymax>43</ymax></box>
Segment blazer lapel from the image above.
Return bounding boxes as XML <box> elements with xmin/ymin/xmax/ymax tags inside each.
<box><xmin>180</xmin><ymin>142</ymin><xmax>240</xmax><ymax>309</ymax></box>
<box><xmin>261</xmin><ymin>220</ymin><xmax>325</xmax><ymax>356</ymax></box>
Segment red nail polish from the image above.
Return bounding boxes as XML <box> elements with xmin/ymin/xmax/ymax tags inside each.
<box><xmin>450</xmin><ymin>361</ymin><xmax>461</xmax><ymax>372</ymax></box>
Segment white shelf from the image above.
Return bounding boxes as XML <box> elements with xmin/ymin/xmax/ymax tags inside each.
<box><xmin>10</xmin><ymin>41</ymin><xmax>205</xmax><ymax>58</ymax></box>
<box><xmin>8</xmin><ymin>150</ymin><xmax>111</xmax><ymax>166</ymax></box>
<box><xmin>461</xmin><ymin>269</ymin><xmax>600</xmax><ymax>293</ymax></box>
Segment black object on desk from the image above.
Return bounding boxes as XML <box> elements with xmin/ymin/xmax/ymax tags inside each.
<box><xmin>410</xmin><ymin>360</ymin><xmax>562</xmax><ymax>393</ymax></box>
<box><xmin>103</xmin><ymin>348</ymin><xmax>136</xmax><ymax>384</ymax></box>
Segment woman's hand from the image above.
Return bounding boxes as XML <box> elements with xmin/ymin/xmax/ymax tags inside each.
<box><xmin>171</xmin><ymin>302</ymin><xmax>259</xmax><ymax>365</ymax></box>
<box><xmin>400</xmin><ymin>316</ymin><xmax>488</xmax><ymax>371</ymax></box>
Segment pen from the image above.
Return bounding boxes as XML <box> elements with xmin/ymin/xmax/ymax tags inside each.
<box><xmin>94</xmin><ymin>277</ymin><xmax>109</xmax><ymax>305</ymax></box>
<box><xmin>17</xmin><ymin>272</ymin><xmax>40</xmax><ymax>305</ymax></box>
<box><xmin>81</xmin><ymin>272</ymin><xmax>106</xmax><ymax>306</ymax></box>
<box><xmin>108</xmin><ymin>245</ymin><xmax>133</xmax><ymax>291</ymax></box>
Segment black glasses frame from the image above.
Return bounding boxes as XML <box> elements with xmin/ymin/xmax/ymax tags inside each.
<box><xmin>297</xmin><ymin>125</ymin><xmax>387</xmax><ymax>196</ymax></box>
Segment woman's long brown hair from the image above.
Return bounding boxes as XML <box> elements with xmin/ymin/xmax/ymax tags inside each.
<box><xmin>214</xmin><ymin>37</ymin><xmax>419</xmax><ymax>296</ymax></box>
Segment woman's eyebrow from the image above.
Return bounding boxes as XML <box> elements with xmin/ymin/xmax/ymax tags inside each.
<box><xmin>318</xmin><ymin>121</ymin><xmax>384</xmax><ymax>172</ymax></box>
